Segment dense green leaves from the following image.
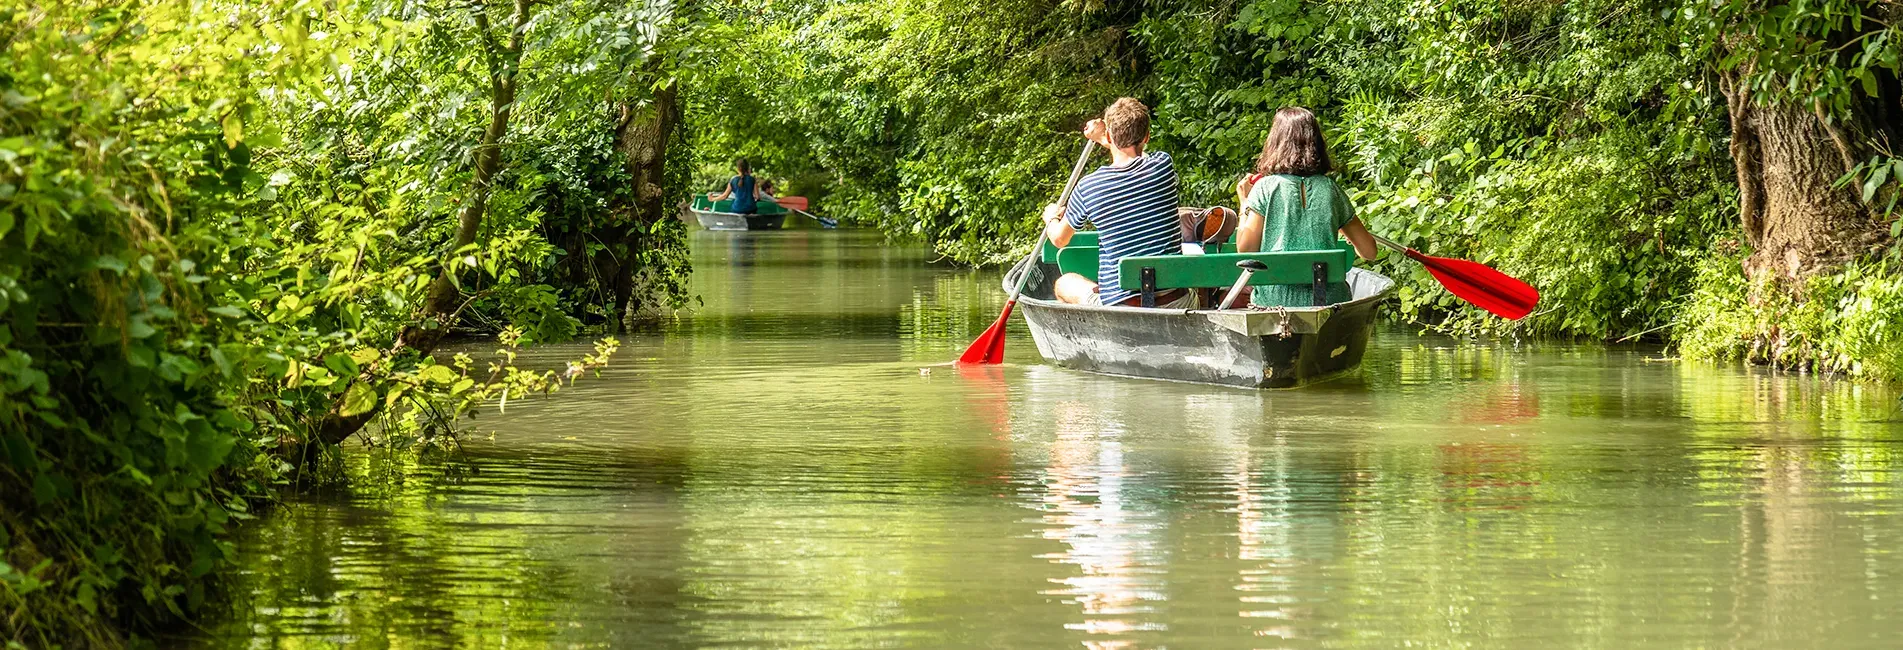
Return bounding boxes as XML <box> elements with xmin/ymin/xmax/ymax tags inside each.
<box><xmin>697</xmin><ymin>0</ymin><xmax>1900</xmax><ymax>371</ymax></box>
<box><xmin>2</xmin><ymin>0</ymin><xmax>688</xmax><ymax>644</ymax></box>
<box><xmin>700</xmin><ymin>0</ymin><xmax>1734</xmax><ymax>339</ymax></box>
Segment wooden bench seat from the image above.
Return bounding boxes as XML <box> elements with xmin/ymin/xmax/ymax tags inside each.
<box><xmin>1117</xmin><ymin>248</ymin><xmax>1352</xmax><ymax>308</ymax></box>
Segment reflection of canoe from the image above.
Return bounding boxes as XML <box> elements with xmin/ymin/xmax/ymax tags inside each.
<box><xmin>689</xmin><ymin>196</ymin><xmax>790</xmax><ymax>231</ymax></box>
<box><xmin>1010</xmin><ymin>259</ymin><xmax>1395</xmax><ymax>388</ymax></box>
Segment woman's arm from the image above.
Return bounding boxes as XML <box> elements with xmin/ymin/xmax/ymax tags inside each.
<box><xmin>1236</xmin><ymin>178</ymin><xmax>1265</xmax><ymax>253</ymax></box>
<box><xmin>1234</xmin><ymin>174</ymin><xmax>1256</xmax><ymax>209</ymax></box>
<box><xmin>1236</xmin><ymin>208</ymin><xmax>1265</xmax><ymax>253</ymax></box>
<box><xmin>708</xmin><ymin>182</ymin><xmax>732</xmax><ymax>201</ymax></box>
<box><xmin>1338</xmin><ymin>218</ymin><xmax>1379</xmax><ymax>261</ymax></box>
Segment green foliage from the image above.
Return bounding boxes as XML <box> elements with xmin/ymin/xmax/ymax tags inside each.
<box><xmin>691</xmin><ymin>0</ymin><xmax>1149</xmax><ymax>262</ymax></box>
<box><xmin>2</xmin><ymin>0</ymin><xmax>692</xmax><ymax>643</ymax></box>
<box><xmin>1680</xmin><ymin>255</ymin><xmax>1903</xmax><ymax>379</ymax></box>
<box><xmin>707</xmin><ymin>0</ymin><xmax>1741</xmax><ymax>339</ymax></box>
<box><xmin>1</xmin><ymin>1</ymin><xmax>294</xmax><ymax>643</ymax></box>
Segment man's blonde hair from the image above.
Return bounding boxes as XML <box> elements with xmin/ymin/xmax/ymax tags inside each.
<box><xmin>1103</xmin><ymin>98</ymin><xmax>1151</xmax><ymax>148</ymax></box>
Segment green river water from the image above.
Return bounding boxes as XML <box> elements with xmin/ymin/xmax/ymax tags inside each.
<box><xmin>193</xmin><ymin>229</ymin><xmax>1903</xmax><ymax>649</ymax></box>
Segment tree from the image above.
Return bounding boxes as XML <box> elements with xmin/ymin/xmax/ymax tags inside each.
<box><xmin>1710</xmin><ymin>1</ymin><xmax>1899</xmax><ymax>281</ymax></box>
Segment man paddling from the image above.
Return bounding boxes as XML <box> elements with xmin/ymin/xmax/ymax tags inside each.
<box><xmin>1041</xmin><ymin>98</ymin><xmax>1188</xmax><ymax>308</ymax></box>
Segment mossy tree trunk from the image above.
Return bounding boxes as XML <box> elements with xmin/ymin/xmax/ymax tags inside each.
<box><xmin>1719</xmin><ymin>31</ymin><xmax>1899</xmax><ymax>284</ymax></box>
<box><xmin>607</xmin><ymin>67</ymin><xmax>682</xmax><ymax>331</ymax></box>
<box><xmin>1721</xmin><ymin>83</ymin><xmax>1879</xmax><ymax>279</ymax></box>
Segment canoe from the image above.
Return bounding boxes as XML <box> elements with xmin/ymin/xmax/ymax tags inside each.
<box><xmin>1010</xmin><ymin>256</ymin><xmax>1396</xmax><ymax>388</ymax></box>
<box><xmin>689</xmin><ymin>196</ymin><xmax>790</xmax><ymax>231</ymax></box>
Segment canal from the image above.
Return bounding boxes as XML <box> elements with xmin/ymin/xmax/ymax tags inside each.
<box><xmin>195</xmin><ymin>229</ymin><xmax>1903</xmax><ymax>648</ymax></box>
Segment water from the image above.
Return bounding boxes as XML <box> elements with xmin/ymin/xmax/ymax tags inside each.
<box><xmin>193</xmin><ymin>229</ymin><xmax>1903</xmax><ymax>649</ymax></box>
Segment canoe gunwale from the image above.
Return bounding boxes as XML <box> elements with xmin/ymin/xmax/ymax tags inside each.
<box><xmin>1005</xmin><ymin>260</ymin><xmax>1394</xmax><ymax>332</ymax></box>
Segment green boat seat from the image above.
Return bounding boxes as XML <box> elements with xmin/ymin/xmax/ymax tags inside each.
<box><xmin>1041</xmin><ymin>231</ymin><xmax>1100</xmax><ymax>263</ymax></box>
<box><xmin>1041</xmin><ymin>231</ymin><xmax>1239</xmax><ymax>265</ymax></box>
<box><xmin>1056</xmin><ymin>246</ymin><xmax>1099</xmax><ymax>281</ymax></box>
<box><xmin>1117</xmin><ymin>248</ymin><xmax>1353</xmax><ymax>308</ymax></box>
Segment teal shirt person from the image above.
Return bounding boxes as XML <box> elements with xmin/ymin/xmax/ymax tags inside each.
<box><xmin>727</xmin><ymin>175</ymin><xmax>757</xmax><ymax>214</ymax></box>
<box><xmin>1235</xmin><ymin>107</ymin><xmax>1380</xmax><ymax>306</ymax></box>
<box><xmin>1242</xmin><ymin>174</ymin><xmax>1354</xmax><ymax>308</ymax></box>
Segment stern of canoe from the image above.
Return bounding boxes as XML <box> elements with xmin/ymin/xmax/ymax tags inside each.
<box><xmin>690</xmin><ymin>196</ymin><xmax>791</xmax><ymax>231</ymax></box>
<box><xmin>1012</xmin><ymin>261</ymin><xmax>1391</xmax><ymax>388</ymax></box>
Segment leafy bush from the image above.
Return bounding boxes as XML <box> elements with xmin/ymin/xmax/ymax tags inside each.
<box><xmin>1681</xmin><ymin>256</ymin><xmax>1903</xmax><ymax>380</ymax></box>
<box><xmin>3</xmin><ymin>0</ymin><xmax>686</xmax><ymax>643</ymax></box>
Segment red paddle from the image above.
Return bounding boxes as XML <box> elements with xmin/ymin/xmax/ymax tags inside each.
<box><xmin>775</xmin><ymin>195</ymin><xmax>809</xmax><ymax>211</ymax></box>
<box><xmin>1371</xmin><ymin>235</ymin><xmax>1538</xmax><ymax>320</ymax></box>
<box><xmin>959</xmin><ymin>140</ymin><xmax>1098</xmax><ymax>364</ymax></box>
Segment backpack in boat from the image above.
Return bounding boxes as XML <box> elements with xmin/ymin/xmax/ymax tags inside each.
<box><xmin>1178</xmin><ymin>206</ymin><xmax>1237</xmax><ymax>254</ymax></box>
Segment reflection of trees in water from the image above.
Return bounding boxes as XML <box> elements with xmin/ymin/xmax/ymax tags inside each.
<box><xmin>211</xmin><ymin>452</ymin><xmax>580</xmax><ymax>647</ymax></box>
<box><xmin>1675</xmin><ymin>365</ymin><xmax>1903</xmax><ymax>646</ymax></box>
<box><xmin>898</xmin><ymin>270</ymin><xmax>1007</xmax><ymax>360</ymax></box>
<box><xmin>209</xmin><ymin>292</ymin><xmax>1903</xmax><ymax>647</ymax></box>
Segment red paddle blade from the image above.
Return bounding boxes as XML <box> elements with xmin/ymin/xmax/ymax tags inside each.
<box><xmin>776</xmin><ymin>196</ymin><xmax>809</xmax><ymax>211</ymax></box>
<box><xmin>1408</xmin><ymin>250</ymin><xmax>1539</xmax><ymax>320</ymax></box>
<box><xmin>958</xmin><ymin>300</ymin><xmax>1016</xmax><ymax>364</ymax></box>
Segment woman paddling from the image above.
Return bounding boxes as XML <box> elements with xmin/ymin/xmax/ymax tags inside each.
<box><xmin>1234</xmin><ymin>107</ymin><xmax>1379</xmax><ymax>307</ymax></box>
<box><xmin>706</xmin><ymin>158</ymin><xmax>765</xmax><ymax>214</ymax></box>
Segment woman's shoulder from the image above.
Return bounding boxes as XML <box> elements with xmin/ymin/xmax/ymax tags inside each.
<box><xmin>1270</xmin><ymin>174</ymin><xmax>1345</xmax><ymax>191</ymax></box>
<box><xmin>1250</xmin><ymin>174</ymin><xmax>1302</xmax><ymax>194</ymax></box>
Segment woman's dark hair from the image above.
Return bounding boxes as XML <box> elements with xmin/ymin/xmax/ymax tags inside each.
<box><xmin>735</xmin><ymin>158</ymin><xmax>751</xmax><ymax>176</ymax></box>
<box><xmin>1253</xmin><ymin>107</ymin><xmax>1333</xmax><ymax>177</ymax></box>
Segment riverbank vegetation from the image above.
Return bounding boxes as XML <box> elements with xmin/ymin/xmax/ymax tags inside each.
<box><xmin>2</xmin><ymin>0</ymin><xmax>700</xmax><ymax>644</ymax></box>
<box><xmin>701</xmin><ymin>0</ymin><xmax>1902</xmax><ymax>370</ymax></box>
<box><xmin>8</xmin><ymin>0</ymin><xmax>1903</xmax><ymax>645</ymax></box>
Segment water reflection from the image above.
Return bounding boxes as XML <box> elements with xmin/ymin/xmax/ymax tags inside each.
<box><xmin>190</xmin><ymin>231</ymin><xmax>1903</xmax><ymax>649</ymax></box>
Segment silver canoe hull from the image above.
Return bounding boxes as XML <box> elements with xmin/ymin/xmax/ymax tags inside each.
<box><xmin>691</xmin><ymin>209</ymin><xmax>787</xmax><ymax>231</ymax></box>
<box><xmin>1013</xmin><ymin>263</ymin><xmax>1395</xmax><ymax>388</ymax></box>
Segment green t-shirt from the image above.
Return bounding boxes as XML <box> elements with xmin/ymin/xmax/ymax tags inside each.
<box><xmin>1244</xmin><ymin>174</ymin><xmax>1354</xmax><ymax>307</ymax></box>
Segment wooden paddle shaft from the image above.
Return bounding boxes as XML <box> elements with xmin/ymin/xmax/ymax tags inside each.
<box><xmin>1008</xmin><ymin>140</ymin><xmax>1099</xmax><ymax>299</ymax></box>
<box><xmin>1369</xmin><ymin>233</ymin><xmax>1409</xmax><ymax>253</ymax></box>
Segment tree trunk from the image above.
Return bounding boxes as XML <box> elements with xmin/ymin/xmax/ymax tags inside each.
<box><xmin>314</xmin><ymin>0</ymin><xmax>530</xmax><ymax>446</ymax></box>
<box><xmin>1720</xmin><ymin>72</ymin><xmax>1881</xmax><ymax>281</ymax></box>
<box><xmin>608</xmin><ymin>67</ymin><xmax>681</xmax><ymax>331</ymax></box>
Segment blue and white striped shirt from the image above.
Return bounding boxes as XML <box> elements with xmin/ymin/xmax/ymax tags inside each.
<box><xmin>1064</xmin><ymin>151</ymin><xmax>1181</xmax><ymax>305</ymax></box>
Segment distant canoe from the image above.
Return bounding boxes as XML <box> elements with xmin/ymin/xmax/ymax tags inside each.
<box><xmin>689</xmin><ymin>196</ymin><xmax>790</xmax><ymax>231</ymax></box>
<box><xmin>1011</xmin><ymin>259</ymin><xmax>1395</xmax><ymax>388</ymax></box>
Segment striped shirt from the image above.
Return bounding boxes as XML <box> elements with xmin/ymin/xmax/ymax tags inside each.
<box><xmin>1064</xmin><ymin>151</ymin><xmax>1181</xmax><ymax>305</ymax></box>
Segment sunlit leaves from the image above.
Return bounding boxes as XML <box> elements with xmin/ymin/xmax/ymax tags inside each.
<box><xmin>1</xmin><ymin>0</ymin><xmax>665</xmax><ymax>641</ymax></box>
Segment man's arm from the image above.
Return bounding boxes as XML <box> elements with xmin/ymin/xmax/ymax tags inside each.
<box><xmin>1043</xmin><ymin>203</ymin><xmax>1075</xmax><ymax>247</ymax></box>
<box><xmin>1083</xmin><ymin>118</ymin><xmax>1114</xmax><ymax>148</ymax></box>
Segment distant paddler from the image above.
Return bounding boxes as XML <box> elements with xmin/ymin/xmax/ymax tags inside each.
<box><xmin>705</xmin><ymin>158</ymin><xmax>765</xmax><ymax>215</ymax></box>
